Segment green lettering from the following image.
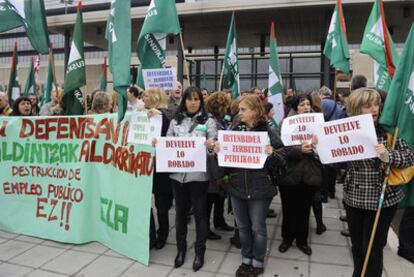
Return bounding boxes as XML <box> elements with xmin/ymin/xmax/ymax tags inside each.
<box><xmin>114</xmin><ymin>204</ymin><xmax>129</xmax><ymax>234</ymax></box>
<box><xmin>68</xmin><ymin>143</ymin><xmax>79</xmax><ymax>162</ymax></box>
<box><xmin>100</xmin><ymin>197</ymin><xmax>108</xmax><ymax>223</ymax></box>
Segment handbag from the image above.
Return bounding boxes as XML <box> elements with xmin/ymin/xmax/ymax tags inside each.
<box><xmin>386</xmin><ymin>133</ymin><xmax>414</xmax><ymax>186</ymax></box>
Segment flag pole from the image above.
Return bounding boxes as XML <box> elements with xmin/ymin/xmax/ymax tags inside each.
<box><xmin>83</xmin><ymin>85</ymin><xmax>88</xmax><ymax>114</ymax></box>
<box><xmin>179</xmin><ymin>33</ymin><xmax>191</xmax><ymax>86</ymax></box>
<box><xmin>333</xmin><ymin>70</ymin><xmax>337</xmax><ymax>101</ymax></box>
<box><xmin>360</xmin><ymin>127</ymin><xmax>399</xmax><ymax>277</ymax></box>
<box><xmin>49</xmin><ymin>43</ymin><xmax>59</xmax><ymax>92</ymax></box>
<box><xmin>218</xmin><ymin>63</ymin><xmax>225</xmax><ymax>91</ymax></box>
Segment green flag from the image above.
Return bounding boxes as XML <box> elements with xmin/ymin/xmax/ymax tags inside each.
<box><xmin>41</xmin><ymin>54</ymin><xmax>54</xmax><ymax>106</ymax></box>
<box><xmin>323</xmin><ymin>0</ymin><xmax>350</xmax><ymax>74</ymax></box>
<box><xmin>268</xmin><ymin>21</ymin><xmax>284</xmax><ymax>125</ymax></box>
<box><xmin>7</xmin><ymin>41</ymin><xmax>20</xmax><ymax>103</ymax></box>
<box><xmin>23</xmin><ymin>57</ymin><xmax>35</xmax><ymax>96</ymax></box>
<box><xmin>136</xmin><ymin>0</ymin><xmax>181</xmax><ymax>89</ymax></box>
<box><xmin>98</xmin><ymin>57</ymin><xmax>107</xmax><ymax>92</ymax></box>
<box><xmin>63</xmin><ymin>2</ymin><xmax>85</xmax><ymax>115</ymax></box>
<box><xmin>380</xmin><ymin>24</ymin><xmax>414</xmax><ymax>207</ymax></box>
<box><xmin>360</xmin><ymin>0</ymin><xmax>399</xmax><ymax>91</ymax></box>
<box><xmin>106</xmin><ymin>0</ymin><xmax>131</xmax><ymax>121</ymax></box>
<box><xmin>223</xmin><ymin>13</ymin><xmax>240</xmax><ymax>99</ymax></box>
<box><xmin>0</xmin><ymin>0</ymin><xmax>49</xmax><ymax>54</ymax></box>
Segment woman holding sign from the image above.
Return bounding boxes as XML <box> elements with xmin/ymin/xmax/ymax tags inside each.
<box><xmin>338</xmin><ymin>88</ymin><xmax>414</xmax><ymax>277</ymax></box>
<box><xmin>143</xmin><ymin>88</ymin><xmax>173</xmax><ymax>250</ymax></box>
<box><xmin>214</xmin><ymin>95</ymin><xmax>287</xmax><ymax>277</ymax></box>
<box><xmin>166</xmin><ymin>86</ymin><xmax>217</xmax><ymax>271</ymax></box>
<box><xmin>278</xmin><ymin>93</ymin><xmax>323</xmax><ymax>256</ymax></box>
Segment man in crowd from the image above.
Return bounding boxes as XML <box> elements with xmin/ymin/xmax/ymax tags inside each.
<box><xmin>166</xmin><ymin>81</ymin><xmax>182</xmax><ymax>119</ymax></box>
<box><xmin>127</xmin><ymin>86</ymin><xmax>144</xmax><ymax>111</ymax></box>
<box><xmin>0</xmin><ymin>91</ymin><xmax>12</xmax><ymax>116</ymax></box>
<box><xmin>39</xmin><ymin>88</ymin><xmax>62</xmax><ymax>116</ymax></box>
<box><xmin>28</xmin><ymin>93</ymin><xmax>40</xmax><ymax>115</ymax></box>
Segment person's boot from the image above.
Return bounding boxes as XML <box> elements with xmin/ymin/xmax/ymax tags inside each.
<box><xmin>193</xmin><ymin>251</ymin><xmax>205</xmax><ymax>271</ymax></box>
<box><xmin>174</xmin><ymin>250</ymin><xmax>186</xmax><ymax>268</ymax></box>
<box><xmin>316</xmin><ymin>223</ymin><xmax>327</xmax><ymax>235</ymax></box>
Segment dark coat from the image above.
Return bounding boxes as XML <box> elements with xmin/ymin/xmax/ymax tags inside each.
<box><xmin>279</xmin><ymin>147</ymin><xmax>323</xmax><ymax>187</ymax></box>
<box><xmin>225</xmin><ymin>121</ymin><xmax>288</xmax><ymax>200</ymax></box>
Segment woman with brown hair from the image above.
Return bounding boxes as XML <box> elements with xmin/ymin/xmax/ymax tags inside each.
<box><xmin>214</xmin><ymin>94</ymin><xmax>287</xmax><ymax>277</ymax></box>
<box><xmin>205</xmin><ymin>91</ymin><xmax>234</xmax><ymax>240</ymax></box>
<box><xmin>278</xmin><ymin>93</ymin><xmax>323</xmax><ymax>256</ymax></box>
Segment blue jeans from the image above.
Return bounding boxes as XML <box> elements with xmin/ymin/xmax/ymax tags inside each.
<box><xmin>230</xmin><ymin>196</ymin><xmax>272</xmax><ymax>267</ymax></box>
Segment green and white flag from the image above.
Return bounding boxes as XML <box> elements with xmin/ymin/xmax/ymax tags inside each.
<box><xmin>323</xmin><ymin>0</ymin><xmax>350</xmax><ymax>74</ymax></box>
<box><xmin>106</xmin><ymin>0</ymin><xmax>131</xmax><ymax>121</ymax></box>
<box><xmin>360</xmin><ymin>0</ymin><xmax>399</xmax><ymax>91</ymax></box>
<box><xmin>23</xmin><ymin>57</ymin><xmax>35</xmax><ymax>96</ymax></box>
<box><xmin>223</xmin><ymin>13</ymin><xmax>240</xmax><ymax>99</ymax></box>
<box><xmin>7</xmin><ymin>41</ymin><xmax>20</xmax><ymax>103</ymax></box>
<box><xmin>268</xmin><ymin>21</ymin><xmax>284</xmax><ymax>125</ymax></box>
<box><xmin>0</xmin><ymin>0</ymin><xmax>49</xmax><ymax>54</ymax></box>
<box><xmin>63</xmin><ymin>2</ymin><xmax>85</xmax><ymax>115</ymax></box>
<box><xmin>380</xmin><ymin>24</ymin><xmax>414</xmax><ymax>207</ymax></box>
<box><xmin>41</xmin><ymin>54</ymin><xmax>54</xmax><ymax>106</ymax></box>
<box><xmin>136</xmin><ymin>0</ymin><xmax>181</xmax><ymax>89</ymax></box>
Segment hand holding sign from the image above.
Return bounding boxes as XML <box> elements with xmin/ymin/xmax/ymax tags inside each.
<box><xmin>315</xmin><ymin>114</ymin><xmax>378</xmax><ymax>164</ymax></box>
<box><xmin>281</xmin><ymin>113</ymin><xmax>324</xmax><ymax>146</ymax></box>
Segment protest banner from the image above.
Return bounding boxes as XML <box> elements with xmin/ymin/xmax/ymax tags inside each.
<box><xmin>127</xmin><ymin>111</ymin><xmax>162</xmax><ymax>145</ymax></box>
<box><xmin>0</xmin><ymin>114</ymin><xmax>155</xmax><ymax>265</ymax></box>
<box><xmin>156</xmin><ymin>137</ymin><xmax>206</xmax><ymax>172</ymax></box>
<box><xmin>316</xmin><ymin>114</ymin><xmax>378</xmax><ymax>164</ymax></box>
<box><xmin>217</xmin><ymin>130</ymin><xmax>269</xmax><ymax>169</ymax></box>
<box><xmin>281</xmin><ymin>113</ymin><xmax>325</xmax><ymax>146</ymax></box>
<box><xmin>142</xmin><ymin>68</ymin><xmax>177</xmax><ymax>90</ymax></box>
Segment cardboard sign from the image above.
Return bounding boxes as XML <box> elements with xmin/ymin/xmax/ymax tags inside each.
<box><xmin>281</xmin><ymin>113</ymin><xmax>325</xmax><ymax>146</ymax></box>
<box><xmin>142</xmin><ymin>68</ymin><xmax>177</xmax><ymax>90</ymax></box>
<box><xmin>217</xmin><ymin>130</ymin><xmax>269</xmax><ymax>169</ymax></box>
<box><xmin>0</xmin><ymin>114</ymin><xmax>155</xmax><ymax>265</ymax></box>
<box><xmin>128</xmin><ymin>111</ymin><xmax>162</xmax><ymax>145</ymax></box>
<box><xmin>156</xmin><ymin>137</ymin><xmax>206</xmax><ymax>172</ymax></box>
<box><xmin>316</xmin><ymin>114</ymin><xmax>378</xmax><ymax>164</ymax></box>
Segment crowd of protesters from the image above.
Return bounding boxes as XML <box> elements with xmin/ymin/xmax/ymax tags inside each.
<box><xmin>1</xmin><ymin>75</ymin><xmax>414</xmax><ymax>277</ymax></box>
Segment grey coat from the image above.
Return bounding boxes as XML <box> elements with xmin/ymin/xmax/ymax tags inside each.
<box><xmin>167</xmin><ymin>111</ymin><xmax>218</xmax><ymax>183</ymax></box>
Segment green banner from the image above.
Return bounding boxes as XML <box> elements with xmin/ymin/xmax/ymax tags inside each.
<box><xmin>0</xmin><ymin>113</ymin><xmax>155</xmax><ymax>265</ymax></box>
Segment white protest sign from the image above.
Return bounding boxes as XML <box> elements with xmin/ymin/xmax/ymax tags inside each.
<box><xmin>316</xmin><ymin>114</ymin><xmax>378</xmax><ymax>164</ymax></box>
<box><xmin>127</xmin><ymin>111</ymin><xmax>162</xmax><ymax>145</ymax></box>
<box><xmin>156</xmin><ymin>137</ymin><xmax>206</xmax><ymax>172</ymax></box>
<box><xmin>217</xmin><ymin>130</ymin><xmax>269</xmax><ymax>169</ymax></box>
<box><xmin>142</xmin><ymin>68</ymin><xmax>177</xmax><ymax>90</ymax></box>
<box><xmin>281</xmin><ymin>113</ymin><xmax>325</xmax><ymax>146</ymax></box>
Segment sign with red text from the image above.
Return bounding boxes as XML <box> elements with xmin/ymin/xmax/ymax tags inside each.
<box><xmin>217</xmin><ymin>131</ymin><xmax>269</xmax><ymax>169</ymax></box>
<box><xmin>156</xmin><ymin>137</ymin><xmax>206</xmax><ymax>172</ymax></box>
<box><xmin>128</xmin><ymin>111</ymin><xmax>162</xmax><ymax>145</ymax></box>
<box><xmin>0</xmin><ymin>114</ymin><xmax>155</xmax><ymax>265</ymax></box>
<box><xmin>281</xmin><ymin>113</ymin><xmax>325</xmax><ymax>146</ymax></box>
<box><xmin>316</xmin><ymin>114</ymin><xmax>378</xmax><ymax>164</ymax></box>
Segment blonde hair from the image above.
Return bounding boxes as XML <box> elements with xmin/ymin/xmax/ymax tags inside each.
<box><xmin>346</xmin><ymin>88</ymin><xmax>381</xmax><ymax>116</ymax></box>
<box><xmin>92</xmin><ymin>91</ymin><xmax>112</xmax><ymax>114</ymax></box>
<box><xmin>142</xmin><ymin>88</ymin><xmax>168</xmax><ymax>109</ymax></box>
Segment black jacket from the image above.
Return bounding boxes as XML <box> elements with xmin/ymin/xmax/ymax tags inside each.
<box><xmin>279</xmin><ymin>147</ymin><xmax>323</xmax><ymax>187</ymax></box>
<box><xmin>225</xmin><ymin>121</ymin><xmax>288</xmax><ymax>200</ymax></box>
